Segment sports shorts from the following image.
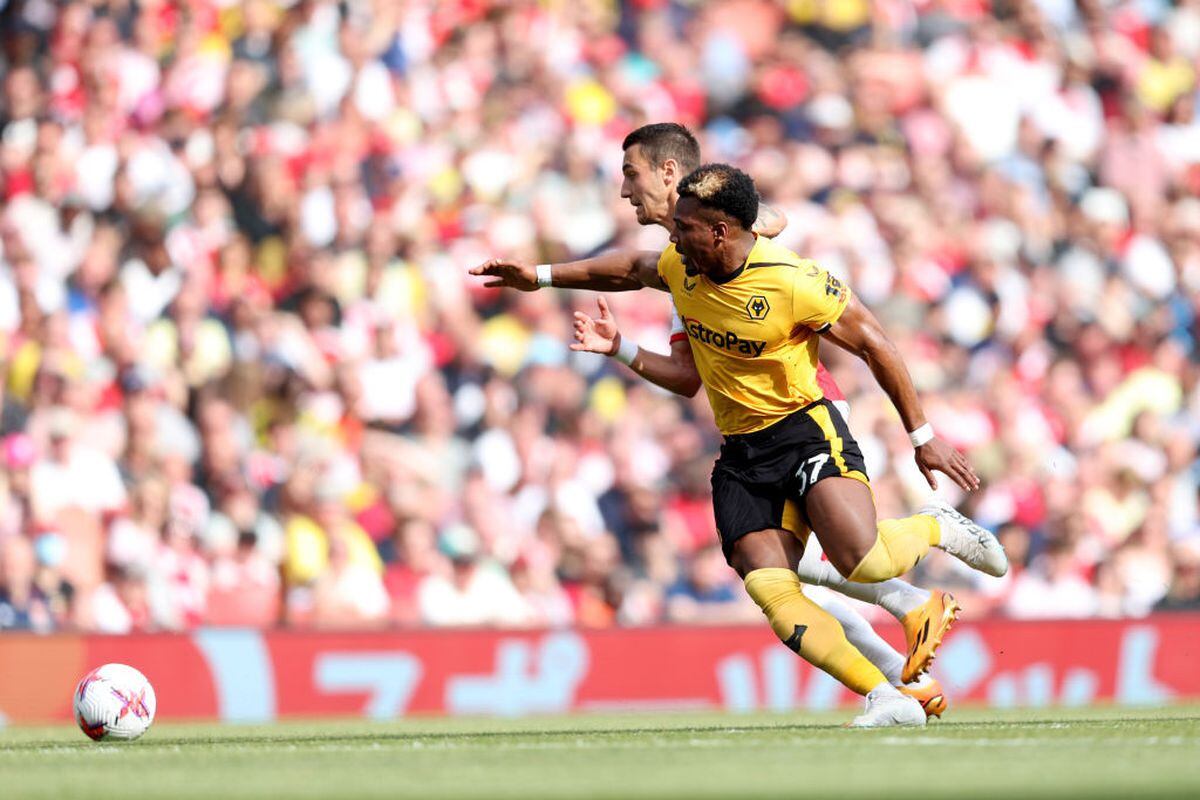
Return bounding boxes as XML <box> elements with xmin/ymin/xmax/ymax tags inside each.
<box><xmin>710</xmin><ymin>399</ymin><xmax>869</xmax><ymax>563</ymax></box>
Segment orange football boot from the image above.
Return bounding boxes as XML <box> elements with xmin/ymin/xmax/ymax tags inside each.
<box><xmin>901</xmin><ymin>590</ymin><xmax>961</xmax><ymax>683</ymax></box>
<box><xmin>900</xmin><ymin>674</ymin><xmax>949</xmax><ymax>719</ymax></box>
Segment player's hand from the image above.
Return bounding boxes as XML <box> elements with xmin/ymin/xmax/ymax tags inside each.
<box><xmin>469</xmin><ymin>258</ymin><xmax>539</xmax><ymax>291</ymax></box>
<box><xmin>570</xmin><ymin>297</ymin><xmax>620</xmax><ymax>355</ymax></box>
<box><xmin>915</xmin><ymin>438</ymin><xmax>980</xmax><ymax>492</ymax></box>
<box><xmin>752</xmin><ymin>202</ymin><xmax>787</xmax><ymax>239</ymax></box>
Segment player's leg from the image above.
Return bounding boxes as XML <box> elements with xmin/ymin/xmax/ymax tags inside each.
<box><xmin>803</xmin><ymin>473</ymin><xmax>938</xmax><ymax>583</ymax></box>
<box><xmin>726</xmin><ymin>528</ymin><xmax>924</xmax><ymax>727</ymax></box>
<box><xmin>795</xmin><ymin>524</ymin><xmax>957</xmax><ymax>689</ymax></box>
<box><xmin>798</xmin><ymin>548</ymin><xmax>960</xmax><ymax>682</ymax></box>
<box><xmin>810</xmin><ymin>593</ymin><xmax>903</xmax><ymax>685</ymax></box>
<box><xmin>805</xmin><ymin>486</ymin><xmax>969</xmax><ymax>680</ymax></box>
<box><xmin>794</xmin><ymin>400</ymin><xmax>973</xmax><ymax>679</ymax></box>
<box><xmin>792</xmin><ymin>401</ymin><xmax>937</xmax><ymax>581</ymax></box>
<box><xmin>795</xmin><ymin>403</ymin><xmax>972</xmax><ymax>679</ymax></box>
<box><xmin>809</xmin><ymin>400</ymin><xmax>955</xmax><ymax>624</ymax></box>
<box><xmin>807</xmin><ymin>477</ymin><xmax>1008</xmax><ymax>583</ymax></box>
<box><xmin>794</xmin><ymin>520</ymin><xmax>930</xmax><ymax>621</ymax></box>
<box><xmin>812</xmin><ymin>594</ymin><xmax>948</xmax><ymax>718</ymax></box>
<box><xmin>716</xmin><ymin>409</ymin><xmax>929</xmax><ymax>726</ymax></box>
<box><xmin>801</xmin><ymin>402</ymin><xmax>1006</xmax><ymax>581</ymax></box>
<box><xmin>730</xmin><ymin>529</ymin><xmax>886</xmax><ymax>697</ymax></box>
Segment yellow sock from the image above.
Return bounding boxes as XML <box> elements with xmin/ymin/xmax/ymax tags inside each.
<box><xmin>847</xmin><ymin>515</ymin><xmax>940</xmax><ymax>583</ymax></box>
<box><xmin>743</xmin><ymin>568</ymin><xmax>886</xmax><ymax>696</ymax></box>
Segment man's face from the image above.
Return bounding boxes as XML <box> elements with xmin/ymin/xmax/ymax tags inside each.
<box><xmin>669</xmin><ymin>195</ymin><xmax>724</xmax><ymax>274</ymax></box>
<box><xmin>620</xmin><ymin>144</ymin><xmax>674</xmax><ymax>227</ymax></box>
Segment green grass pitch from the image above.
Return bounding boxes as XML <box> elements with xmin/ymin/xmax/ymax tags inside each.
<box><xmin>2</xmin><ymin>706</ymin><xmax>1198</xmax><ymax>799</ymax></box>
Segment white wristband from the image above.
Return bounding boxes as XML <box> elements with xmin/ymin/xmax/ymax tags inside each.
<box><xmin>613</xmin><ymin>336</ymin><xmax>638</xmax><ymax>366</ymax></box>
<box><xmin>909</xmin><ymin>423</ymin><xmax>934</xmax><ymax>448</ymax></box>
<box><xmin>536</xmin><ymin>263</ymin><xmax>553</xmax><ymax>288</ymax></box>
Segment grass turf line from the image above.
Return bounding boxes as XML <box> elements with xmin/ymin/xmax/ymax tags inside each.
<box><xmin>2</xmin><ymin>706</ymin><xmax>1198</xmax><ymax>799</ymax></box>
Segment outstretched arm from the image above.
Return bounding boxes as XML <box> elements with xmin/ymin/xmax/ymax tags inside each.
<box><xmin>822</xmin><ymin>296</ymin><xmax>980</xmax><ymax>492</ymax></box>
<box><xmin>470</xmin><ymin>250</ymin><xmax>666</xmax><ymax>292</ymax></box>
<box><xmin>752</xmin><ymin>202</ymin><xmax>787</xmax><ymax>239</ymax></box>
<box><xmin>571</xmin><ymin>297</ymin><xmax>701</xmax><ymax>397</ymax></box>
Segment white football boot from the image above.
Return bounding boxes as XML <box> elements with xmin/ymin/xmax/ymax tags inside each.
<box><xmin>848</xmin><ymin>687</ymin><xmax>927</xmax><ymax>728</ymax></box>
<box><xmin>921</xmin><ymin>498</ymin><xmax>1009</xmax><ymax>577</ymax></box>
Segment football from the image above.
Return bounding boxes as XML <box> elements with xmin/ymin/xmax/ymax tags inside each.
<box><xmin>73</xmin><ymin>663</ymin><xmax>157</xmax><ymax>742</ymax></box>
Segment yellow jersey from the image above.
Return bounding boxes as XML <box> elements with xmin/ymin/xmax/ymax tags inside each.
<box><xmin>658</xmin><ymin>236</ymin><xmax>850</xmax><ymax>435</ymax></box>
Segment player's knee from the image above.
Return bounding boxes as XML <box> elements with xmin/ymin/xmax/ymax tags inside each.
<box><xmin>824</xmin><ymin>538</ymin><xmax>875</xmax><ymax>580</ymax></box>
<box><xmin>729</xmin><ymin>544</ymin><xmax>771</xmax><ymax>579</ymax></box>
<box><xmin>727</xmin><ymin>529</ymin><xmax>793</xmax><ymax>578</ymax></box>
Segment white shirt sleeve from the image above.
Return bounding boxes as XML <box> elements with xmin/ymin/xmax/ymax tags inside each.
<box><xmin>669</xmin><ymin>303</ymin><xmax>685</xmax><ymax>342</ymax></box>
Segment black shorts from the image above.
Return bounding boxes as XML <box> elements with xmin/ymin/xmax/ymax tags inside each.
<box><xmin>710</xmin><ymin>399</ymin><xmax>869</xmax><ymax>563</ymax></box>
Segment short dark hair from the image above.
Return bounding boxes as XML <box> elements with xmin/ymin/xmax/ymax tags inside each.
<box><xmin>622</xmin><ymin>123</ymin><xmax>701</xmax><ymax>173</ymax></box>
<box><xmin>676</xmin><ymin>164</ymin><xmax>759</xmax><ymax>230</ymax></box>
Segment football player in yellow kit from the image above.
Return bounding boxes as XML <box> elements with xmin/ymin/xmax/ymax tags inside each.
<box><xmin>474</xmin><ymin>124</ymin><xmax>965</xmax><ymax>719</ymax></box>
<box><xmin>568</xmin><ymin>163</ymin><xmax>1007</xmax><ymax>726</ymax></box>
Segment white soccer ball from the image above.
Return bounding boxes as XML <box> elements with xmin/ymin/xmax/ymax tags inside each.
<box><xmin>73</xmin><ymin>663</ymin><xmax>157</xmax><ymax>741</ymax></box>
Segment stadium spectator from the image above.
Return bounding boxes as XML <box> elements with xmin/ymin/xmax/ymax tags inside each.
<box><xmin>415</xmin><ymin>523</ymin><xmax>530</xmax><ymax>627</ymax></box>
<box><xmin>1155</xmin><ymin>541</ymin><xmax>1200</xmax><ymax>611</ymax></box>
<box><xmin>665</xmin><ymin>543</ymin><xmax>758</xmax><ymax>624</ymax></box>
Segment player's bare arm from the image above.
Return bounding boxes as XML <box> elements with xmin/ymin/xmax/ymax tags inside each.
<box><xmin>821</xmin><ymin>295</ymin><xmax>980</xmax><ymax>493</ymax></box>
<box><xmin>570</xmin><ymin>297</ymin><xmax>701</xmax><ymax>397</ymax></box>
<box><xmin>752</xmin><ymin>201</ymin><xmax>787</xmax><ymax>238</ymax></box>
<box><xmin>470</xmin><ymin>250</ymin><xmax>666</xmax><ymax>292</ymax></box>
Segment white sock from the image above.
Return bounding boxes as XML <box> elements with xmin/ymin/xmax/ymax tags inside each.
<box><xmin>816</xmin><ymin>595</ymin><xmax>905</xmax><ymax>687</ymax></box>
<box><xmin>868</xmin><ymin>681</ymin><xmax>902</xmax><ymax>698</ymax></box>
<box><xmin>797</xmin><ymin>556</ymin><xmax>930</xmax><ymax>621</ymax></box>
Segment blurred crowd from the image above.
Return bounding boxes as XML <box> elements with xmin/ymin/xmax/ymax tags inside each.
<box><xmin>0</xmin><ymin>0</ymin><xmax>1197</xmax><ymax>634</ymax></box>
